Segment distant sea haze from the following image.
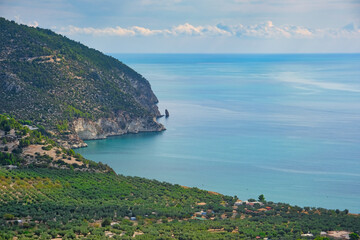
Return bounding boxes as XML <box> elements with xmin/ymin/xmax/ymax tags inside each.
<box><xmin>75</xmin><ymin>54</ymin><xmax>360</xmax><ymax>213</ymax></box>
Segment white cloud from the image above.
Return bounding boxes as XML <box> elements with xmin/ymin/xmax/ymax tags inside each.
<box><xmin>58</xmin><ymin>21</ymin><xmax>360</xmax><ymax>39</ymax></box>
<box><xmin>28</xmin><ymin>21</ymin><xmax>39</xmax><ymax>28</ymax></box>
<box><xmin>13</xmin><ymin>15</ymin><xmax>39</xmax><ymax>28</ymax></box>
<box><xmin>64</xmin><ymin>26</ymin><xmax>136</xmax><ymax>36</ymax></box>
<box><xmin>293</xmin><ymin>27</ymin><xmax>312</xmax><ymax>37</ymax></box>
<box><xmin>171</xmin><ymin>23</ymin><xmax>202</xmax><ymax>35</ymax></box>
<box><xmin>171</xmin><ymin>23</ymin><xmax>232</xmax><ymax>36</ymax></box>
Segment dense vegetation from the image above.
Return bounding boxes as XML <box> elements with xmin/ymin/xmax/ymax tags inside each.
<box><xmin>0</xmin><ymin>17</ymin><xmax>160</xmax><ymax>139</ymax></box>
<box><xmin>0</xmin><ymin>168</ymin><xmax>359</xmax><ymax>239</ymax></box>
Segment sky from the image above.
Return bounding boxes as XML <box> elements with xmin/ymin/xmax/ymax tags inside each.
<box><xmin>1</xmin><ymin>0</ymin><xmax>360</xmax><ymax>53</ymax></box>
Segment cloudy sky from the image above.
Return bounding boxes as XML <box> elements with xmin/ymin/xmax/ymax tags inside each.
<box><xmin>1</xmin><ymin>0</ymin><xmax>360</xmax><ymax>53</ymax></box>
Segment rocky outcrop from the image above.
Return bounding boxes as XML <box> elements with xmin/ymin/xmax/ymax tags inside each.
<box><xmin>125</xmin><ymin>75</ymin><xmax>161</xmax><ymax>117</ymax></box>
<box><xmin>1</xmin><ymin>72</ymin><xmax>24</xmax><ymax>94</ymax></box>
<box><xmin>57</xmin><ymin>136</ymin><xmax>88</xmax><ymax>149</ymax></box>
<box><xmin>72</xmin><ymin>112</ymin><xmax>165</xmax><ymax>141</ymax></box>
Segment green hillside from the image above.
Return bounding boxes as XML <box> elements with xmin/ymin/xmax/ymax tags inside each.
<box><xmin>0</xmin><ymin>168</ymin><xmax>359</xmax><ymax>239</ymax></box>
<box><xmin>0</xmin><ymin>18</ymin><xmax>163</xmax><ymax>146</ymax></box>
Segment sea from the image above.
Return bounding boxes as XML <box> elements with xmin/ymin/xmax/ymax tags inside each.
<box><xmin>75</xmin><ymin>54</ymin><xmax>360</xmax><ymax>213</ymax></box>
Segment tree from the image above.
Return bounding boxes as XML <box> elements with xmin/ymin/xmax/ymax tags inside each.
<box><xmin>258</xmin><ymin>194</ymin><xmax>265</xmax><ymax>202</ymax></box>
<box><xmin>4</xmin><ymin>125</ymin><xmax>11</xmax><ymax>133</ymax></box>
<box><xmin>3</xmin><ymin>213</ymin><xmax>15</xmax><ymax>220</ymax></box>
<box><xmin>101</xmin><ymin>218</ymin><xmax>111</xmax><ymax>227</ymax></box>
<box><xmin>350</xmin><ymin>233</ymin><xmax>359</xmax><ymax>240</ymax></box>
<box><xmin>19</xmin><ymin>138</ymin><xmax>30</xmax><ymax>148</ymax></box>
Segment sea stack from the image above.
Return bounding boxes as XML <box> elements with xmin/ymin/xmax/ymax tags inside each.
<box><xmin>165</xmin><ymin>109</ymin><xmax>169</xmax><ymax>118</ymax></box>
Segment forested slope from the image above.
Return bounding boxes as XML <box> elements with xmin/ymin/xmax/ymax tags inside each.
<box><xmin>0</xmin><ymin>18</ymin><xmax>164</xmax><ymax>147</ymax></box>
<box><xmin>0</xmin><ymin>168</ymin><xmax>359</xmax><ymax>239</ymax></box>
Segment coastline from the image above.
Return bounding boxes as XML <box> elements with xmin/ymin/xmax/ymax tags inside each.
<box><xmin>68</xmin><ymin>115</ymin><xmax>166</xmax><ymax>149</ymax></box>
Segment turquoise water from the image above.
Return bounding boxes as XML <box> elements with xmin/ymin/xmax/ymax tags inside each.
<box><xmin>75</xmin><ymin>54</ymin><xmax>360</xmax><ymax>213</ymax></box>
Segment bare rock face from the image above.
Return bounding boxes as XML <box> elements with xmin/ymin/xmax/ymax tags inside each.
<box><xmin>59</xmin><ymin>139</ymin><xmax>88</xmax><ymax>149</ymax></box>
<box><xmin>73</xmin><ymin>112</ymin><xmax>165</xmax><ymax>141</ymax></box>
<box><xmin>1</xmin><ymin>73</ymin><xmax>24</xmax><ymax>93</ymax></box>
<box><xmin>125</xmin><ymin>75</ymin><xmax>161</xmax><ymax>117</ymax></box>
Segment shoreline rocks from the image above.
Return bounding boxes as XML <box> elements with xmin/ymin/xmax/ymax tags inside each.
<box><xmin>66</xmin><ymin>113</ymin><xmax>166</xmax><ymax>148</ymax></box>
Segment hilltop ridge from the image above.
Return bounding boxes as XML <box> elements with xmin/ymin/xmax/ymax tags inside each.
<box><xmin>0</xmin><ymin>18</ymin><xmax>164</xmax><ymax>148</ymax></box>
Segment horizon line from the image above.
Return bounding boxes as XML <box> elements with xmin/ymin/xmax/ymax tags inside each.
<box><xmin>106</xmin><ymin>52</ymin><xmax>360</xmax><ymax>55</ymax></box>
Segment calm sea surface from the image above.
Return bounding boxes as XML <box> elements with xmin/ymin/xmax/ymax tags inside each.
<box><xmin>75</xmin><ymin>54</ymin><xmax>360</xmax><ymax>212</ymax></box>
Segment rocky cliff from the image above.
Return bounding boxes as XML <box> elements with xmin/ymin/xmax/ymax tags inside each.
<box><xmin>73</xmin><ymin>113</ymin><xmax>165</xmax><ymax>140</ymax></box>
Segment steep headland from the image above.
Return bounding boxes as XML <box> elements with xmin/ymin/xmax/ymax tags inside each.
<box><xmin>0</xmin><ymin>18</ymin><xmax>164</xmax><ymax>148</ymax></box>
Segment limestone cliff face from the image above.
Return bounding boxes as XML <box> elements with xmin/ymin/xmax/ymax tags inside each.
<box><xmin>73</xmin><ymin>112</ymin><xmax>165</xmax><ymax>141</ymax></box>
<box><xmin>124</xmin><ymin>74</ymin><xmax>162</xmax><ymax>117</ymax></box>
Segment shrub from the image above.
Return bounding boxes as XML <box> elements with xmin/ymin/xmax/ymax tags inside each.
<box><xmin>42</xmin><ymin>145</ymin><xmax>53</xmax><ymax>151</ymax></box>
<box><xmin>3</xmin><ymin>213</ymin><xmax>15</xmax><ymax>220</ymax></box>
<box><xmin>101</xmin><ymin>218</ymin><xmax>111</xmax><ymax>227</ymax></box>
